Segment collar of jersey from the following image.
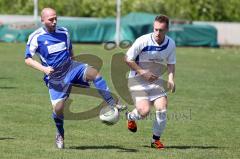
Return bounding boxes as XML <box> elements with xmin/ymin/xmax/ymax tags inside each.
<box><xmin>151</xmin><ymin>33</ymin><xmax>166</xmax><ymax>46</ymax></box>
<box><xmin>42</xmin><ymin>26</ymin><xmax>56</xmax><ymax>34</ymax></box>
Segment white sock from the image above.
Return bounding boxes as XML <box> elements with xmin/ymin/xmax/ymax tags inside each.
<box><xmin>152</xmin><ymin>110</ymin><xmax>167</xmax><ymax>138</ymax></box>
<box><xmin>127</xmin><ymin>108</ymin><xmax>142</xmax><ymax>121</ymax></box>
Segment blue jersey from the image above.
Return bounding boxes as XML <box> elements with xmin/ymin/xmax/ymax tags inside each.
<box><xmin>25</xmin><ymin>26</ymin><xmax>72</xmax><ymax>69</ymax></box>
<box><xmin>25</xmin><ymin>26</ymin><xmax>90</xmax><ymax>105</ymax></box>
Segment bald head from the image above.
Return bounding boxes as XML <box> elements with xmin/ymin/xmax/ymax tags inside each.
<box><xmin>41</xmin><ymin>8</ymin><xmax>57</xmax><ymax>32</ymax></box>
<box><xmin>41</xmin><ymin>8</ymin><xmax>56</xmax><ymax>20</ymax></box>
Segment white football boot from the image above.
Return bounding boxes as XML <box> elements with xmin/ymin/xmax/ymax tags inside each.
<box><xmin>55</xmin><ymin>134</ymin><xmax>64</xmax><ymax>149</ymax></box>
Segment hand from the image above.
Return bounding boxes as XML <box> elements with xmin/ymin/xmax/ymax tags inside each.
<box><xmin>140</xmin><ymin>70</ymin><xmax>158</xmax><ymax>82</ymax></box>
<box><xmin>44</xmin><ymin>66</ymin><xmax>54</xmax><ymax>75</ymax></box>
<box><xmin>167</xmin><ymin>79</ymin><xmax>176</xmax><ymax>93</ymax></box>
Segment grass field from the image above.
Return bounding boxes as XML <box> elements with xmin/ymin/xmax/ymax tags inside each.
<box><xmin>0</xmin><ymin>43</ymin><xmax>239</xmax><ymax>159</ymax></box>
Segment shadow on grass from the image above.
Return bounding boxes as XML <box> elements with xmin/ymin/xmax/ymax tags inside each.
<box><xmin>0</xmin><ymin>86</ymin><xmax>17</xmax><ymax>89</ymax></box>
<box><xmin>0</xmin><ymin>77</ymin><xmax>14</xmax><ymax>80</ymax></box>
<box><xmin>69</xmin><ymin>145</ymin><xmax>138</xmax><ymax>152</ymax></box>
<box><xmin>165</xmin><ymin>145</ymin><xmax>225</xmax><ymax>149</ymax></box>
<box><xmin>0</xmin><ymin>137</ymin><xmax>15</xmax><ymax>140</ymax></box>
<box><xmin>143</xmin><ymin>145</ymin><xmax>225</xmax><ymax>149</ymax></box>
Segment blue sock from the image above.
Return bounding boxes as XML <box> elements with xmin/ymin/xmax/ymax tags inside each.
<box><xmin>52</xmin><ymin>112</ymin><xmax>64</xmax><ymax>138</ymax></box>
<box><xmin>93</xmin><ymin>76</ymin><xmax>115</xmax><ymax>107</ymax></box>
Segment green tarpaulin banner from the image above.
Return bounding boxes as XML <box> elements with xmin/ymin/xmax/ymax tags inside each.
<box><xmin>0</xmin><ymin>12</ymin><xmax>218</xmax><ymax>47</ymax></box>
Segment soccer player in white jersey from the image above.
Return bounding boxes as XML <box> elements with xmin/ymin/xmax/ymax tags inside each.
<box><xmin>125</xmin><ymin>15</ymin><xmax>176</xmax><ymax>149</ymax></box>
<box><xmin>25</xmin><ymin>8</ymin><xmax>125</xmax><ymax>149</ymax></box>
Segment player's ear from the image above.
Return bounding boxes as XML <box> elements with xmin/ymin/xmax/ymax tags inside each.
<box><xmin>41</xmin><ymin>14</ymin><xmax>45</xmax><ymax>23</ymax></box>
<box><xmin>41</xmin><ymin>18</ymin><xmax>46</xmax><ymax>26</ymax></box>
<box><xmin>166</xmin><ymin>23</ymin><xmax>169</xmax><ymax>31</ymax></box>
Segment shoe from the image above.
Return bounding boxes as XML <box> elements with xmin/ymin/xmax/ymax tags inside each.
<box><xmin>126</xmin><ymin>112</ymin><xmax>137</xmax><ymax>132</ymax></box>
<box><xmin>151</xmin><ymin>140</ymin><xmax>164</xmax><ymax>149</ymax></box>
<box><xmin>127</xmin><ymin>120</ymin><xmax>137</xmax><ymax>132</ymax></box>
<box><xmin>56</xmin><ymin>134</ymin><xmax>64</xmax><ymax>149</ymax></box>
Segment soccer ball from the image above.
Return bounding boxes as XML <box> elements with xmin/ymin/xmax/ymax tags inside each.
<box><xmin>99</xmin><ymin>106</ymin><xmax>119</xmax><ymax>125</ymax></box>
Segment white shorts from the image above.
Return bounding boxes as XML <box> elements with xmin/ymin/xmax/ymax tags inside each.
<box><xmin>128</xmin><ymin>78</ymin><xmax>167</xmax><ymax>103</ymax></box>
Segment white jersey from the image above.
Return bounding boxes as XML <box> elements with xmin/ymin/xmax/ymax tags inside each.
<box><xmin>126</xmin><ymin>33</ymin><xmax>176</xmax><ymax>96</ymax></box>
<box><xmin>126</xmin><ymin>33</ymin><xmax>176</xmax><ymax>79</ymax></box>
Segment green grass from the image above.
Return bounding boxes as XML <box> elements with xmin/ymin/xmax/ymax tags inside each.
<box><xmin>0</xmin><ymin>43</ymin><xmax>239</xmax><ymax>159</ymax></box>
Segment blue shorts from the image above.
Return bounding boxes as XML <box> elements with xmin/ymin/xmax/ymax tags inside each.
<box><xmin>44</xmin><ymin>61</ymin><xmax>90</xmax><ymax>105</ymax></box>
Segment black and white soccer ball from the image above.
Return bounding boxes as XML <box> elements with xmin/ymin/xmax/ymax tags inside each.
<box><xmin>99</xmin><ymin>106</ymin><xmax>119</xmax><ymax>125</ymax></box>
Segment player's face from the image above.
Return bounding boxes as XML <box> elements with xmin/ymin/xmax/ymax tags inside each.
<box><xmin>153</xmin><ymin>21</ymin><xmax>168</xmax><ymax>44</ymax></box>
<box><xmin>42</xmin><ymin>10</ymin><xmax>57</xmax><ymax>32</ymax></box>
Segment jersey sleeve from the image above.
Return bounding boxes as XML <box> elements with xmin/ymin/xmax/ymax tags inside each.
<box><xmin>60</xmin><ymin>27</ymin><xmax>72</xmax><ymax>51</ymax></box>
<box><xmin>167</xmin><ymin>41</ymin><xmax>176</xmax><ymax>64</ymax></box>
<box><xmin>126</xmin><ymin>38</ymin><xmax>143</xmax><ymax>61</ymax></box>
<box><xmin>25</xmin><ymin>34</ymin><xmax>38</xmax><ymax>59</ymax></box>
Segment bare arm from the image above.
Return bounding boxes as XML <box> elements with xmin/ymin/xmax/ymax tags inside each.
<box><xmin>25</xmin><ymin>58</ymin><xmax>54</xmax><ymax>75</ymax></box>
<box><xmin>167</xmin><ymin>64</ymin><xmax>175</xmax><ymax>93</ymax></box>
<box><xmin>124</xmin><ymin>57</ymin><xmax>158</xmax><ymax>82</ymax></box>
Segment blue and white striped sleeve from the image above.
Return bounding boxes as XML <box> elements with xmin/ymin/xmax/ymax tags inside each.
<box><xmin>25</xmin><ymin>32</ymin><xmax>39</xmax><ymax>59</ymax></box>
<box><xmin>126</xmin><ymin>37</ymin><xmax>143</xmax><ymax>61</ymax></box>
<box><xmin>167</xmin><ymin>40</ymin><xmax>176</xmax><ymax>64</ymax></box>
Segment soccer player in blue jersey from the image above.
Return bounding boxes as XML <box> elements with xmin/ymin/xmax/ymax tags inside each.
<box><xmin>125</xmin><ymin>15</ymin><xmax>176</xmax><ymax>149</ymax></box>
<box><xmin>25</xmin><ymin>8</ymin><xmax>125</xmax><ymax>149</ymax></box>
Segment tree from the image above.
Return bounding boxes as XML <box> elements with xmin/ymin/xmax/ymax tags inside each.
<box><xmin>0</xmin><ymin>0</ymin><xmax>239</xmax><ymax>22</ymax></box>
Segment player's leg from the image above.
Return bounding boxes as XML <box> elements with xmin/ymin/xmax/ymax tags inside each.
<box><xmin>47</xmin><ymin>74</ymin><xmax>70</xmax><ymax>149</ymax></box>
<box><xmin>128</xmin><ymin>99</ymin><xmax>151</xmax><ymax>120</ymax></box>
<box><xmin>85</xmin><ymin>66</ymin><xmax>126</xmax><ymax>110</ymax></box>
<box><xmin>85</xmin><ymin>67</ymin><xmax>115</xmax><ymax>106</ymax></box>
<box><xmin>151</xmin><ymin>96</ymin><xmax>168</xmax><ymax>149</ymax></box>
<box><xmin>48</xmin><ymin>84</ymin><xmax>69</xmax><ymax>149</ymax></box>
<box><xmin>126</xmin><ymin>99</ymin><xmax>151</xmax><ymax>132</ymax></box>
<box><xmin>52</xmin><ymin>100</ymin><xmax>65</xmax><ymax>149</ymax></box>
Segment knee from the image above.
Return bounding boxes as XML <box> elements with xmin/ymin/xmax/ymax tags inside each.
<box><xmin>53</xmin><ymin>101</ymin><xmax>65</xmax><ymax>115</ymax></box>
<box><xmin>137</xmin><ymin>107</ymin><xmax>150</xmax><ymax>118</ymax></box>
<box><xmin>156</xmin><ymin>106</ymin><xmax>167</xmax><ymax>112</ymax></box>
<box><xmin>86</xmin><ymin>67</ymin><xmax>99</xmax><ymax>81</ymax></box>
<box><xmin>154</xmin><ymin>97</ymin><xmax>168</xmax><ymax>111</ymax></box>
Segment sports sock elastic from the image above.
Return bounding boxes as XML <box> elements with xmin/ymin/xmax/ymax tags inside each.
<box><xmin>52</xmin><ymin>112</ymin><xmax>64</xmax><ymax>138</ymax></box>
<box><xmin>93</xmin><ymin>76</ymin><xmax>115</xmax><ymax>107</ymax></box>
<box><xmin>128</xmin><ymin>108</ymin><xmax>142</xmax><ymax>121</ymax></box>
